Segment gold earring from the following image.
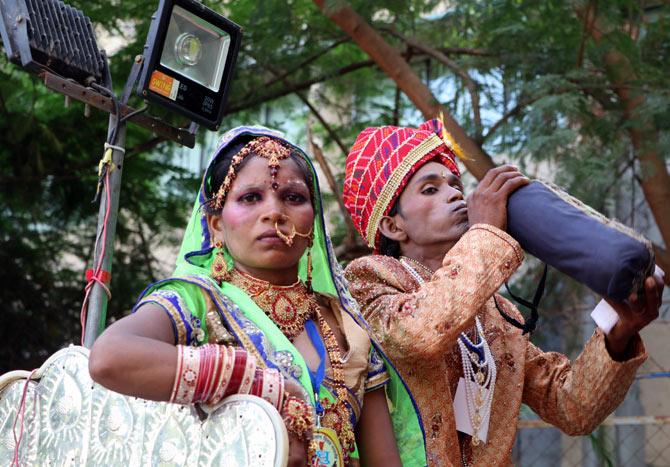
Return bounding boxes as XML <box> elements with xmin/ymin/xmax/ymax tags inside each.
<box><xmin>211</xmin><ymin>241</ymin><xmax>230</xmax><ymax>284</ymax></box>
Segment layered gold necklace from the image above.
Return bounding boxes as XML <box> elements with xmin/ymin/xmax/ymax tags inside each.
<box><xmin>228</xmin><ymin>269</ymin><xmax>316</xmax><ymax>341</ymax></box>
<box><xmin>228</xmin><ymin>268</ymin><xmax>356</xmax><ymax>461</ymax></box>
<box><xmin>312</xmin><ymin>310</ymin><xmax>356</xmax><ymax>461</ymax></box>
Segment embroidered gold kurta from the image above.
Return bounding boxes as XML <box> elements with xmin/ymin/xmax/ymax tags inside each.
<box><xmin>344</xmin><ymin>224</ymin><xmax>647</xmax><ymax>466</ymax></box>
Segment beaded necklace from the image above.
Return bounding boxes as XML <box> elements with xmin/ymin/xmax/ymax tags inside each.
<box><xmin>456</xmin><ymin>317</ymin><xmax>496</xmax><ymax>446</ymax></box>
<box><xmin>399</xmin><ymin>258</ymin><xmax>497</xmax><ymax>449</ymax></box>
<box><xmin>312</xmin><ymin>310</ymin><xmax>356</xmax><ymax>461</ymax></box>
<box><xmin>400</xmin><ymin>256</ymin><xmax>435</xmax><ymax>278</ymax></box>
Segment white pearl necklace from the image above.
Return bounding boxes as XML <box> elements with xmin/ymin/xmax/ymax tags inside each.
<box><xmin>400</xmin><ymin>258</ymin><xmax>497</xmax><ymax>446</ymax></box>
<box><xmin>457</xmin><ymin>316</ymin><xmax>496</xmax><ymax>445</ymax></box>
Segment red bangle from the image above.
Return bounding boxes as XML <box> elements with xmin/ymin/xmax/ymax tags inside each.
<box><xmin>204</xmin><ymin>345</ymin><xmax>223</xmax><ymax>402</ymax></box>
<box><xmin>250</xmin><ymin>368</ymin><xmax>264</xmax><ymax>396</ymax></box>
<box><xmin>193</xmin><ymin>344</ymin><xmax>211</xmax><ymax>401</ymax></box>
<box><xmin>208</xmin><ymin>346</ymin><xmax>234</xmax><ymax>405</ymax></box>
<box><xmin>200</xmin><ymin>345</ymin><xmax>220</xmax><ymax>403</ymax></box>
<box><xmin>225</xmin><ymin>349</ymin><xmax>248</xmax><ymax>396</ymax></box>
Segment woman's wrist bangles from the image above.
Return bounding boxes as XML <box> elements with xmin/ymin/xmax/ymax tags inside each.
<box><xmin>250</xmin><ymin>367</ymin><xmax>285</xmax><ymax>409</ymax></box>
<box><xmin>170</xmin><ymin>344</ymin><xmax>285</xmax><ymax>410</ymax></box>
<box><xmin>170</xmin><ymin>344</ymin><xmax>316</xmax><ymax>445</ymax></box>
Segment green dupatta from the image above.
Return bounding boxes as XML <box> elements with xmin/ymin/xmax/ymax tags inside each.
<box><xmin>138</xmin><ymin>126</ymin><xmax>426</xmax><ymax>465</ymax></box>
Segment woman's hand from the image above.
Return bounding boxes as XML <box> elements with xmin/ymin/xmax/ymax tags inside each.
<box><xmin>466</xmin><ymin>165</ymin><xmax>529</xmax><ymax>231</ymax></box>
<box><xmin>605</xmin><ymin>273</ymin><xmax>664</xmax><ymax>360</ymax></box>
<box><xmin>286</xmin><ymin>434</ymin><xmax>308</xmax><ymax>467</ymax></box>
<box><xmin>282</xmin><ymin>377</ymin><xmax>312</xmax><ymax>466</ymax></box>
<box><xmin>356</xmin><ymin>388</ymin><xmax>402</xmax><ymax>466</ymax></box>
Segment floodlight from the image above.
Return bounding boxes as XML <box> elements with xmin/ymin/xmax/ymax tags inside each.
<box><xmin>0</xmin><ymin>0</ymin><xmax>108</xmax><ymax>86</ymax></box>
<box><xmin>0</xmin><ymin>0</ymin><xmax>242</xmax><ymax>347</ymax></box>
<box><xmin>138</xmin><ymin>0</ymin><xmax>242</xmax><ymax>130</ymax></box>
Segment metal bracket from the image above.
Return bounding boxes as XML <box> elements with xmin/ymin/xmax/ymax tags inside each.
<box><xmin>121</xmin><ymin>55</ymin><xmax>145</xmax><ymax>105</ymax></box>
<box><xmin>42</xmin><ymin>71</ymin><xmax>195</xmax><ymax>148</ymax></box>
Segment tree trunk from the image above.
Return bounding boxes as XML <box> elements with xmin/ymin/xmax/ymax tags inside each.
<box><xmin>312</xmin><ymin>0</ymin><xmax>495</xmax><ymax>180</ymax></box>
<box><xmin>576</xmin><ymin>4</ymin><xmax>670</xmax><ymax>279</ymax></box>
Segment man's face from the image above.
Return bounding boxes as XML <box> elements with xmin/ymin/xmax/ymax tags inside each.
<box><xmin>393</xmin><ymin>161</ymin><xmax>469</xmax><ymax>249</ymax></box>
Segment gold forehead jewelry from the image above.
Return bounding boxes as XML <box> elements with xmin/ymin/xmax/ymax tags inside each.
<box><xmin>213</xmin><ymin>136</ymin><xmax>291</xmax><ymax>210</ymax></box>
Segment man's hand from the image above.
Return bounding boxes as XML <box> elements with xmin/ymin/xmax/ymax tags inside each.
<box><xmin>605</xmin><ymin>274</ymin><xmax>664</xmax><ymax>360</ymax></box>
<box><xmin>466</xmin><ymin>165</ymin><xmax>529</xmax><ymax>231</ymax></box>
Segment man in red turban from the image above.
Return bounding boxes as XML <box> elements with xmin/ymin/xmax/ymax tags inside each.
<box><xmin>342</xmin><ymin>118</ymin><xmax>663</xmax><ymax>466</ymax></box>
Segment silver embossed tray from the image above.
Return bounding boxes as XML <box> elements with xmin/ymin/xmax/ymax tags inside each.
<box><xmin>0</xmin><ymin>346</ymin><xmax>288</xmax><ymax>466</ymax></box>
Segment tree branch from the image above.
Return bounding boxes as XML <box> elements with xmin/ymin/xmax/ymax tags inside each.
<box><xmin>226</xmin><ymin>59</ymin><xmax>375</xmax><ymax>114</ymax></box>
<box><xmin>238</xmin><ymin>37</ymin><xmax>351</xmax><ymax>103</ymax></box>
<box><xmin>383</xmin><ymin>28</ymin><xmax>483</xmax><ymax>140</ymax></box>
<box><xmin>576</xmin><ymin>0</ymin><xmax>597</xmax><ymax>68</ymax></box>
<box><xmin>437</xmin><ymin>47</ymin><xmax>498</xmax><ymax>57</ymax></box>
<box><xmin>313</xmin><ymin>0</ymin><xmax>496</xmax><ymax>179</ymax></box>
<box><xmin>299</xmin><ymin>94</ymin><xmax>348</xmax><ymax>156</ymax></box>
<box><xmin>392</xmin><ymin>85</ymin><xmax>401</xmax><ymax>126</ymax></box>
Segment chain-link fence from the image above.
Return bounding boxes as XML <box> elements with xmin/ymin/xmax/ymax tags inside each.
<box><xmin>513</xmin><ymin>413</ymin><xmax>670</xmax><ymax>466</ymax></box>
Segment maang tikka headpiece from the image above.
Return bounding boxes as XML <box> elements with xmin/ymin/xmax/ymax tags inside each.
<box><xmin>213</xmin><ymin>136</ymin><xmax>291</xmax><ymax>210</ymax></box>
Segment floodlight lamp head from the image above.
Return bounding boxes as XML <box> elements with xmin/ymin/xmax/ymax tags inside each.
<box><xmin>137</xmin><ymin>0</ymin><xmax>242</xmax><ymax>131</ymax></box>
<box><xmin>0</xmin><ymin>0</ymin><xmax>109</xmax><ymax>87</ymax></box>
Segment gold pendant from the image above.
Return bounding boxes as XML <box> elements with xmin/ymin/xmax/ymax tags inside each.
<box><xmin>311</xmin><ymin>427</ymin><xmax>344</xmax><ymax>467</ymax></box>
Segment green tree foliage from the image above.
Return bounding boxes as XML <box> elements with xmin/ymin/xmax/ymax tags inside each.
<box><xmin>0</xmin><ymin>0</ymin><xmax>198</xmax><ymax>371</ymax></box>
<box><xmin>1</xmin><ymin>0</ymin><xmax>668</xmax><ymax>370</ymax></box>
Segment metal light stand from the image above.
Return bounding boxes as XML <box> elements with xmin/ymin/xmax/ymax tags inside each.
<box><xmin>39</xmin><ymin>56</ymin><xmax>197</xmax><ymax>348</ymax></box>
<box><xmin>83</xmin><ymin>56</ymin><xmax>138</xmax><ymax>348</ymax></box>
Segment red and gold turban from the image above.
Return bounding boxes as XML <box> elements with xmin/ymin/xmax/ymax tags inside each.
<box><xmin>343</xmin><ymin>118</ymin><xmax>461</xmax><ymax>250</ymax></box>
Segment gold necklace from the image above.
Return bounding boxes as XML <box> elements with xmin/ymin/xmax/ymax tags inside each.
<box><xmin>229</xmin><ymin>269</ymin><xmax>355</xmax><ymax>461</ymax></box>
<box><xmin>312</xmin><ymin>309</ymin><xmax>356</xmax><ymax>463</ymax></box>
<box><xmin>228</xmin><ymin>269</ymin><xmax>316</xmax><ymax>340</ymax></box>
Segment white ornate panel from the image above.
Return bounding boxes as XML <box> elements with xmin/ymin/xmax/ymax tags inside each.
<box><xmin>0</xmin><ymin>346</ymin><xmax>288</xmax><ymax>467</ymax></box>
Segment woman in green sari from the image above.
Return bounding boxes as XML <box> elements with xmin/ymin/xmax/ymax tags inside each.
<box><xmin>89</xmin><ymin>126</ymin><xmax>426</xmax><ymax>466</ymax></box>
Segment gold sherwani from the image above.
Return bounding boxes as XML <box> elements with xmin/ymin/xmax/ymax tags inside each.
<box><xmin>344</xmin><ymin>224</ymin><xmax>646</xmax><ymax>466</ymax></box>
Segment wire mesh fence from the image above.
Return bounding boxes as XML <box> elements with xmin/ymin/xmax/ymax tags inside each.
<box><xmin>513</xmin><ymin>414</ymin><xmax>670</xmax><ymax>466</ymax></box>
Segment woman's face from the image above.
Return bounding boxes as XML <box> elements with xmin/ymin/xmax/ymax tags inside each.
<box><xmin>208</xmin><ymin>154</ymin><xmax>314</xmax><ymax>282</ymax></box>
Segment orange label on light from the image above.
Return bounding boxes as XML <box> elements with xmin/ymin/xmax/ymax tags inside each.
<box><xmin>149</xmin><ymin>70</ymin><xmax>179</xmax><ymax>100</ymax></box>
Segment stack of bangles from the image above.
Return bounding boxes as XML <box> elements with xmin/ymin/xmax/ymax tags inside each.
<box><xmin>170</xmin><ymin>344</ymin><xmax>314</xmax><ymax>439</ymax></box>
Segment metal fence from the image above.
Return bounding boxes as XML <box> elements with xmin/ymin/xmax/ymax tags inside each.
<box><xmin>513</xmin><ymin>414</ymin><xmax>670</xmax><ymax>466</ymax></box>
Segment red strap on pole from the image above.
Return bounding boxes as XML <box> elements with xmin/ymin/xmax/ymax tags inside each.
<box><xmin>85</xmin><ymin>269</ymin><xmax>111</xmax><ymax>284</ymax></box>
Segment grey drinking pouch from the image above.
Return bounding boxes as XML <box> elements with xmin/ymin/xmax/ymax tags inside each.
<box><xmin>507</xmin><ymin>180</ymin><xmax>655</xmax><ymax>302</ymax></box>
